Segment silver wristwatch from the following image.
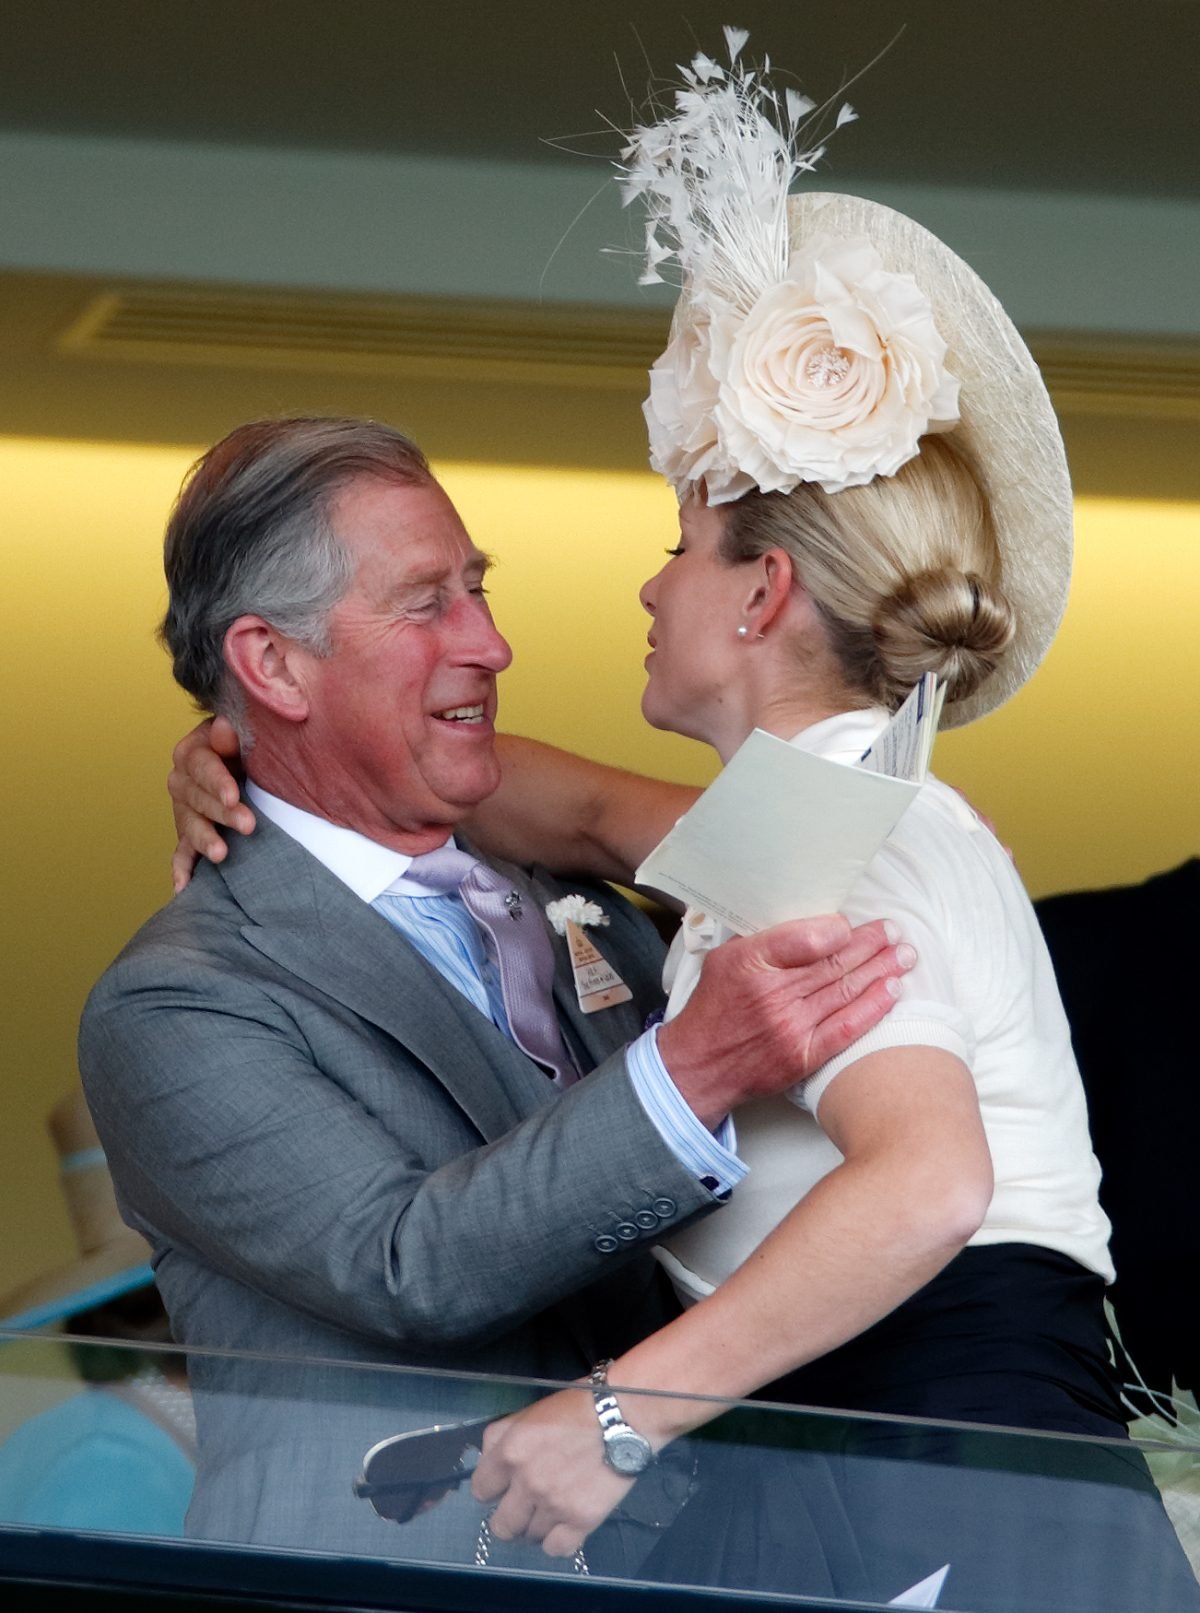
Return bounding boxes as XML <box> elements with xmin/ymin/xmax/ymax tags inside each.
<box><xmin>589</xmin><ymin>1359</ymin><xmax>655</xmax><ymax>1476</ymax></box>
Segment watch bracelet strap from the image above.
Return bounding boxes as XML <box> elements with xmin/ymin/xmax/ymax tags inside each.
<box><xmin>590</xmin><ymin>1357</ymin><xmax>651</xmax><ymax>1439</ymax></box>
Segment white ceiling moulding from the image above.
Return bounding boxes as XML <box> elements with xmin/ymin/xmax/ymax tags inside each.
<box><xmin>57</xmin><ymin>285</ymin><xmax>1200</xmax><ymax>419</ymax></box>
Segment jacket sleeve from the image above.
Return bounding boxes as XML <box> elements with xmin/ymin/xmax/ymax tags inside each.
<box><xmin>79</xmin><ymin>945</ymin><xmax>715</xmax><ymax>1349</ymax></box>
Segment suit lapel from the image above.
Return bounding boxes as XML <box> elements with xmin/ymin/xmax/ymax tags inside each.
<box><xmin>216</xmin><ymin>819</ymin><xmax>555</xmax><ymax>1143</ymax></box>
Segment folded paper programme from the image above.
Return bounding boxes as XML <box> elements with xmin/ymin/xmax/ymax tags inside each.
<box><xmin>635</xmin><ymin>675</ymin><xmax>942</xmax><ymax>935</ymax></box>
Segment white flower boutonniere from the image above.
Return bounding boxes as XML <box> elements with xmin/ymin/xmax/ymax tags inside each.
<box><xmin>545</xmin><ymin>895</ymin><xmax>610</xmax><ymax>935</ymax></box>
<box><xmin>545</xmin><ymin>896</ymin><xmax>631</xmax><ymax>1014</ymax></box>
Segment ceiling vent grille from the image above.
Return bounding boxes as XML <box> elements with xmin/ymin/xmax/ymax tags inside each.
<box><xmin>58</xmin><ymin>287</ymin><xmax>667</xmax><ymax>389</ymax></box>
<box><xmin>58</xmin><ymin>285</ymin><xmax>1200</xmax><ymax>415</ymax></box>
<box><xmin>1029</xmin><ymin>337</ymin><xmax>1200</xmax><ymax>418</ymax></box>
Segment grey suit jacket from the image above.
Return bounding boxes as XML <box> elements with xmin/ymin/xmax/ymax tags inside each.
<box><xmin>79</xmin><ymin>816</ymin><xmax>713</xmax><ymax>1567</ymax></box>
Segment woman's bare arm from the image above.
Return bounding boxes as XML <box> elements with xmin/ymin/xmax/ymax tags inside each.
<box><xmin>473</xmin><ymin>1044</ymin><xmax>994</xmax><ymax>1555</ymax></box>
<box><xmin>463</xmin><ymin>734</ymin><xmax>701</xmax><ymax>885</ymax></box>
<box><xmin>168</xmin><ymin>719</ymin><xmax>699</xmax><ymax>890</ymax></box>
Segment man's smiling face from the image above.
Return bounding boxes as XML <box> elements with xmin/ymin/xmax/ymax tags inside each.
<box><xmin>293</xmin><ymin>474</ymin><xmax>513</xmax><ymax>847</ymax></box>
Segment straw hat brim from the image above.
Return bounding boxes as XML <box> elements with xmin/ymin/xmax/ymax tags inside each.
<box><xmin>787</xmin><ymin>192</ymin><xmax>1073</xmax><ymax>728</ymax></box>
<box><xmin>0</xmin><ymin>1235</ymin><xmax>154</xmax><ymax>1333</ymax></box>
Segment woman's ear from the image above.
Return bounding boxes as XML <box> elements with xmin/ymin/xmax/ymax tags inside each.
<box><xmin>742</xmin><ymin>548</ymin><xmax>799</xmax><ymax>638</ymax></box>
<box><xmin>223</xmin><ymin>616</ymin><xmax>311</xmax><ymax>724</ymax></box>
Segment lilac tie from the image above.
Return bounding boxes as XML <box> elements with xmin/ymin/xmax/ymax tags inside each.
<box><xmin>404</xmin><ymin>845</ymin><xmax>576</xmax><ymax>1086</ymax></box>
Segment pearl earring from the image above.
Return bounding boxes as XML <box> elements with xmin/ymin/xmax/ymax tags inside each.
<box><xmin>736</xmin><ymin>625</ymin><xmax>749</xmax><ymax>639</ymax></box>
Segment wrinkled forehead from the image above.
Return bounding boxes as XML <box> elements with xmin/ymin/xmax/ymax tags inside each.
<box><xmin>330</xmin><ymin>474</ymin><xmax>488</xmax><ymax>589</ymax></box>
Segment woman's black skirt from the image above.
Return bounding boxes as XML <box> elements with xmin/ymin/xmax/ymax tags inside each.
<box><xmin>640</xmin><ymin>1245</ymin><xmax>1199</xmax><ymax>1610</ymax></box>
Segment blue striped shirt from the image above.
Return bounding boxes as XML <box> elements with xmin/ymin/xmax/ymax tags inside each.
<box><xmin>373</xmin><ymin>886</ymin><xmax>512</xmax><ymax>1043</ymax></box>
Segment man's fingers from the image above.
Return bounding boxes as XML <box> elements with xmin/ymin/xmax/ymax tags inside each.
<box><xmin>828</xmin><ymin>918</ymin><xmax>903</xmax><ymax>974</ymax></box>
<box><xmin>797</xmin><ymin>940</ymin><xmax>915</xmax><ymax>1037</ymax></box>
<box><xmin>735</xmin><ymin>917</ymin><xmax>903</xmax><ymax>997</ymax></box>
<box><xmin>804</xmin><ymin>973</ymin><xmax>907</xmax><ymax>1072</ymax></box>
<box><xmin>665</xmin><ymin>914</ymin><xmax>916</xmax><ymax>1111</ymax></box>
<box><xmin>814</xmin><ymin>939</ymin><xmax>916</xmax><ymax>1014</ymax></box>
<box><xmin>749</xmin><ymin>912</ymin><xmax>853</xmax><ymax>968</ymax></box>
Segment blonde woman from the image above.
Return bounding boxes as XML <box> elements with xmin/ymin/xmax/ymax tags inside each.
<box><xmin>169</xmin><ymin>432</ymin><xmax>1195</xmax><ymax>1607</ymax></box>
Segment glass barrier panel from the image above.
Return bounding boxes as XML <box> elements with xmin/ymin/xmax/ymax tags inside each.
<box><xmin>0</xmin><ymin>1329</ymin><xmax>1197</xmax><ymax>1613</ymax></box>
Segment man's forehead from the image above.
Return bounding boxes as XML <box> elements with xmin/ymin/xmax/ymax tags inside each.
<box><xmin>397</xmin><ymin>541</ymin><xmax>491</xmax><ymax>584</ymax></box>
<box><xmin>331</xmin><ymin>476</ymin><xmax>486</xmax><ymax>578</ymax></box>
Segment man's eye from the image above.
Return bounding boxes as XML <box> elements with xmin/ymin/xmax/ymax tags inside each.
<box><xmin>469</xmin><ymin>582</ymin><xmax>491</xmax><ymax>598</ymax></box>
<box><xmin>664</xmin><ymin>544</ymin><xmax>685</xmax><ymax>558</ymax></box>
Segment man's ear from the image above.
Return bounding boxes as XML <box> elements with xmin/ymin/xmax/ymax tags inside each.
<box><xmin>223</xmin><ymin>616</ymin><xmax>311</xmax><ymax>724</ymax></box>
<box><xmin>742</xmin><ymin>548</ymin><xmax>798</xmax><ymax>638</ymax></box>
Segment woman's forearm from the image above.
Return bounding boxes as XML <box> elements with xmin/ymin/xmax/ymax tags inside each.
<box><xmin>469</xmin><ymin>1050</ymin><xmax>992</xmax><ymax>1555</ymax></box>
<box><xmin>607</xmin><ymin>1048</ymin><xmax>993</xmax><ymax>1445</ymax></box>
<box><xmin>463</xmin><ymin>734</ymin><xmax>700</xmax><ymax>883</ymax></box>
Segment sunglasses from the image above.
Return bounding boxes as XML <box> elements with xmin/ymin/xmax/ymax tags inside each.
<box><xmin>353</xmin><ymin>1417</ymin><xmax>493</xmax><ymax>1526</ymax></box>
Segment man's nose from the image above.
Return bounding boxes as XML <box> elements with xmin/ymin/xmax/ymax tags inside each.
<box><xmin>458</xmin><ymin>605</ymin><xmax>513</xmax><ymax>671</ymax></box>
<box><xmin>480</xmin><ymin>621</ymin><xmax>513</xmax><ymax>671</ymax></box>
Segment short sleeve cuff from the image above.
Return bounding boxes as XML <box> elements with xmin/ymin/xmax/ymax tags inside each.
<box><xmin>627</xmin><ymin>1025</ymin><xmax>746</xmax><ymax>1195</ymax></box>
<box><xmin>791</xmin><ymin>1005</ymin><xmax>973</xmax><ymax>1116</ymax></box>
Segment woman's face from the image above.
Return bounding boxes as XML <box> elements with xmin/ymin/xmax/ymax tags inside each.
<box><xmin>638</xmin><ymin>497</ymin><xmax>752</xmax><ymax>745</ymax></box>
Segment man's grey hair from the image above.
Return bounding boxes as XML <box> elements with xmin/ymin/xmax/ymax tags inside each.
<box><xmin>160</xmin><ymin>417</ymin><xmax>433</xmax><ymax>735</ymax></box>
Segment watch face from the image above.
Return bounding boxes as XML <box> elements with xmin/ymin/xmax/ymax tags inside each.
<box><xmin>604</xmin><ymin>1428</ymin><xmax>653</xmax><ymax>1476</ymax></box>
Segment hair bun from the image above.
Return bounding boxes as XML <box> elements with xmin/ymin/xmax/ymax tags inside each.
<box><xmin>873</xmin><ymin>567</ymin><xmax>1015</xmax><ymax>706</ymax></box>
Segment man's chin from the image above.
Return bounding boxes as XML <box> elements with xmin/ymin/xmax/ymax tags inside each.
<box><xmin>439</xmin><ymin>757</ymin><xmax>504</xmax><ymax>814</ymax></box>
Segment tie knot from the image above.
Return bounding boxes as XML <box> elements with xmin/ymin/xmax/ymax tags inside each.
<box><xmin>404</xmin><ymin>846</ymin><xmax>527</xmax><ymax>922</ymax></box>
<box><xmin>403</xmin><ymin>844</ymin><xmax>481</xmax><ymax>897</ymax></box>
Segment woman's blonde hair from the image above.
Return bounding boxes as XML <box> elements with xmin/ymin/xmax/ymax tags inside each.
<box><xmin>719</xmin><ymin>434</ymin><xmax>1016</xmax><ymax>710</ymax></box>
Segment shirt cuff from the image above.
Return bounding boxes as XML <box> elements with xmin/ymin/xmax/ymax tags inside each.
<box><xmin>626</xmin><ymin>1024</ymin><xmax>746</xmax><ymax>1197</ymax></box>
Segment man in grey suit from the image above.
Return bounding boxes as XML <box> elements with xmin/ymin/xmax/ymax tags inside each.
<box><xmin>80</xmin><ymin>417</ymin><xmax>909</xmax><ymax>1573</ymax></box>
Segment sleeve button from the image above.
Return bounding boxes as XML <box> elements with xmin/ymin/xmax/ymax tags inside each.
<box><xmin>651</xmin><ymin>1197</ymin><xmax>677</xmax><ymax>1219</ymax></box>
<box><xmin>634</xmin><ymin>1209</ymin><xmax>660</xmax><ymax>1231</ymax></box>
<box><xmin>614</xmin><ymin>1221</ymin><xmax>639</xmax><ymax>1242</ymax></box>
<box><xmin>594</xmin><ymin>1233</ymin><xmax>620</xmax><ymax>1254</ymax></box>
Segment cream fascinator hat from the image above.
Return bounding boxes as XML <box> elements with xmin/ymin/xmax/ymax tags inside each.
<box><xmin>621</xmin><ymin>28</ymin><xmax>1072</xmax><ymax>727</ymax></box>
<box><xmin>0</xmin><ymin>1089</ymin><xmax>154</xmax><ymax>1331</ymax></box>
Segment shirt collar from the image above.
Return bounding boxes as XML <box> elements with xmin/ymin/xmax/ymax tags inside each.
<box><xmin>244</xmin><ymin>781</ymin><xmax>453</xmax><ymax>902</ymax></box>
<box><xmin>784</xmin><ymin>707</ymin><xmax>891</xmax><ymax>765</ymax></box>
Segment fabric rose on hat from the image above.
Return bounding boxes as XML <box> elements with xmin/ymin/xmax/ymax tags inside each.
<box><xmin>702</xmin><ymin>233</ymin><xmax>961</xmax><ymax>502</ymax></box>
<box><xmin>645</xmin><ymin>303</ymin><xmax>754</xmax><ymax>503</ymax></box>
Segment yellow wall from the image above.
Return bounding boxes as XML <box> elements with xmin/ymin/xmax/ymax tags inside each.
<box><xmin>2</xmin><ymin>435</ymin><xmax>1197</xmax><ymax>1298</ymax></box>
